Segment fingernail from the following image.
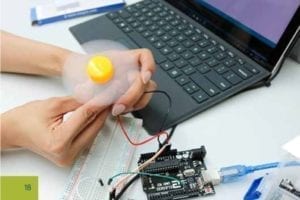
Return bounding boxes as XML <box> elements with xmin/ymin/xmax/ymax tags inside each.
<box><xmin>112</xmin><ymin>104</ymin><xmax>126</xmax><ymax>116</ymax></box>
<box><xmin>142</xmin><ymin>71</ymin><xmax>152</xmax><ymax>84</ymax></box>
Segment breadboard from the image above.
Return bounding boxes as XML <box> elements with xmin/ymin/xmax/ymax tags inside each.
<box><xmin>60</xmin><ymin>116</ymin><xmax>142</xmax><ymax>200</ymax></box>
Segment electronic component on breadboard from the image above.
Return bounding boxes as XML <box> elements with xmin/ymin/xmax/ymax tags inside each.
<box><xmin>138</xmin><ymin>145</ymin><xmax>215</xmax><ymax>200</ymax></box>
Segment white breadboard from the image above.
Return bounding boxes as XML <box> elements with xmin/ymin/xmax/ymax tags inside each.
<box><xmin>60</xmin><ymin>116</ymin><xmax>142</xmax><ymax>200</ymax></box>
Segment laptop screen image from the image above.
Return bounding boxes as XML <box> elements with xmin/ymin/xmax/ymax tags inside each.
<box><xmin>173</xmin><ymin>0</ymin><xmax>300</xmax><ymax>68</ymax></box>
<box><xmin>194</xmin><ymin>0</ymin><xmax>300</xmax><ymax>48</ymax></box>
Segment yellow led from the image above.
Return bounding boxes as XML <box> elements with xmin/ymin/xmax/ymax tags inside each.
<box><xmin>86</xmin><ymin>55</ymin><xmax>114</xmax><ymax>84</ymax></box>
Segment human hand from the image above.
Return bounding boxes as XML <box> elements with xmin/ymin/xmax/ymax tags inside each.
<box><xmin>1</xmin><ymin>96</ymin><xmax>110</xmax><ymax>167</ymax></box>
<box><xmin>110</xmin><ymin>49</ymin><xmax>157</xmax><ymax>116</ymax></box>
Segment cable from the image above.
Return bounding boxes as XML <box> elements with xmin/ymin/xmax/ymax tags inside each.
<box><xmin>108</xmin><ymin>172</ymin><xmax>179</xmax><ymax>185</ymax></box>
<box><xmin>114</xmin><ymin>175</ymin><xmax>139</xmax><ymax>200</ymax></box>
<box><xmin>111</xmin><ymin>90</ymin><xmax>175</xmax><ymax>199</ymax></box>
<box><xmin>109</xmin><ymin>143</ymin><xmax>170</xmax><ymax>200</ymax></box>
<box><xmin>160</xmin><ymin>124</ymin><xmax>177</xmax><ymax>147</ymax></box>
<box><xmin>117</xmin><ymin>115</ymin><xmax>168</xmax><ymax>146</ymax></box>
<box><xmin>201</xmin><ymin>162</ymin><xmax>280</xmax><ymax>185</ymax></box>
<box><xmin>112</xmin><ymin>124</ymin><xmax>177</xmax><ymax>199</ymax></box>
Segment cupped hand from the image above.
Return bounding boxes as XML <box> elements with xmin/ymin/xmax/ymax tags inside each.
<box><xmin>1</xmin><ymin>96</ymin><xmax>110</xmax><ymax>167</ymax></box>
<box><xmin>110</xmin><ymin>48</ymin><xmax>157</xmax><ymax>116</ymax></box>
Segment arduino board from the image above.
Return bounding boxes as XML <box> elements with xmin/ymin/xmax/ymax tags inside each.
<box><xmin>138</xmin><ymin>145</ymin><xmax>215</xmax><ymax>200</ymax></box>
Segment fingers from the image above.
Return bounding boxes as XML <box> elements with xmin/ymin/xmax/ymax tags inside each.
<box><xmin>132</xmin><ymin>49</ymin><xmax>156</xmax><ymax>84</ymax></box>
<box><xmin>69</xmin><ymin>109</ymin><xmax>110</xmax><ymax>159</ymax></box>
<box><xmin>60</xmin><ymin>102</ymin><xmax>107</xmax><ymax>141</ymax></box>
<box><xmin>111</xmin><ymin>49</ymin><xmax>156</xmax><ymax>116</ymax></box>
<box><xmin>48</xmin><ymin>96</ymin><xmax>82</xmax><ymax>114</ymax></box>
<box><xmin>112</xmin><ymin>74</ymin><xmax>145</xmax><ymax>115</ymax></box>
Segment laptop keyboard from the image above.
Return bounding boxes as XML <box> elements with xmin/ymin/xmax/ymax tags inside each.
<box><xmin>106</xmin><ymin>0</ymin><xmax>262</xmax><ymax>104</ymax></box>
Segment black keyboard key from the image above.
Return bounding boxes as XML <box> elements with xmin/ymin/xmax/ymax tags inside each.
<box><xmin>144</xmin><ymin>20</ymin><xmax>153</xmax><ymax>26</ymax></box>
<box><xmin>215</xmin><ymin>65</ymin><xmax>229</xmax><ymax>74</ymax></box>
<box><xmin>214</xmin><ymin>52</ymin><xmax>226</xmax><ymax>60</ymax></box>
<box><xmin>113</xmin><ymin>17</ymin><xmax>123</xmax><ymax>24</ymax></box>
<box><xmin>174</xmin><ymin>45</ymin><xmax>185</xmax><ymax>53</ymax></box>
<box><xmin>161</xmin><ymin>34</ymin><xmax>172</xmax><ymax>42</ymax></box>
<box><xmin>202</xmin><ymin>33</ymin><xmax>209</xmax><ymax>40</ymax></box>
<box><xmin>192</xmin><ymin>90</ymin><xmax>209</xmax><ymax>103</ymax></box>
<box><xmin>184</xmin><ymin>85</ymin><xmax>194</xmax><ymax>94</ymax></box>
<box><xmin>232</xmin><ymin>66</ymin><xmax>252</xmax><ymax>79</ymax></box>
<box><xmin>189</xmin><ymin>57</ymin><xmax>201</xmax><ymax>66</ymax></box>
<box><xmin>182</xmin><ymin>65</ymin><xmax>196</xmax><ymax>75</ymax></box>
<box><xmin>244</xmin><ymin>63</ymin><xmax>260</xmax><ymax>74</ymax></box>
<box><xmin>199</xmin><ymin>40</ymin><xmax>210</xmax><ymax>48</ymax></box>
<box><xmin>171</xmin><ymin>19</ymin><xmax>180</xmax><ymax>26</ymax></box>
<box><xmin>206</xmin><ymin>58</ymin><xmax>219</xmax><ymax>67</ymax></box>
<box><xmin>170</xmin><ymin>29</ymin><xmax>179</xmax><ymax>36</ymax></box>
<box><xmin>127</xmin><ymin>32</ymin><xmax>166</xmax><ymax>64</ymax></box>
<box><xmin>237</xmin><ymin>58</ymin><xmax>245</xmax><ymax>65</ymax></box>
<box><xmin>155</xmin><ymin>29</ymin><xmax>165</xmax><ymax>36</ymax></box>
<box><xmin>158</xmin><ymin>20</ymin><xmax>167</xmax><ymax>26</ymax></box>
<box><xmin>152</xmin><ymin>16</ymin><xmax>160</xmax><ymax>21</ymax></box>
<box><xmin>177</xmin><ymin>24</ymin><xmax>187</xmax><ymax>31</ymax></box>
<box><xmin>168</xmin><ymin>68</ymin><xmax>182</xmax><ymax>78</ymax></box>
<box><xmin>218</xmin><ymin>44</ymin><xmax>226</xmax><ymax>51</ymax></box>
<box><xmin>142</xmin><ymin>31</ymin><xmax>153</xmax><ymax>38</ymax></box>
<box><xmin>182</xmin><ymin>51</ymin><xmax>193</xmax><ymax>60</ymax></box>
<box><xmin>118</xmin><ymin>10</ymin><xmax>131</xmax><ymax>18</ymax></box>
<box><xmin>137</xmin><ymin>26</ymin><xmax>146</xmax><ymax>32</ymax></box>
<box><xmin>183</xmin><ymin>40</ymin><xmax>194</xmax><ymax>48</ymax></box>
<box><xmin>131</xmin><ymin>21</ymin><xmax>140</xmax><ymax>28</ymax></box>
<box><xmin>161</xmin><ymin>61</ymin><xmax>174</xmax><ymax>70</ymax></box>
<box><xmin>149</xmin><ymin>24</ymin><xmax>159</xmax><ymax>31</ymax></box>
<box><xmin>122</xmin><ymin>26</ymin><xmax>132</xmax><ymax>33</ymax></box>
<box><xmin>191</xmin><ymin>35</ymin><xmax>201</xmax><ymax>42</ymax></box>
<box><xmin>168</xmin><ymin>52</ymin><xmax>180</xmax><ymax>61</ymax></box>
<box><xmin>205</xmin><ymin>71</ymin><xmax>231</xmax><ymax>91</ymax></box>
<box><xmin>126</xmin><ymin>17</ymin><xmax>136</xmax><ymax>23</ymax></box>
<box><xmin>191</xmin><ymin>73</ymin><xmax>220</xmax><ymax>97</ymax></box>
<box><xmin>198</xmin><ymin>52</ymin><xmax>210</xmax><ymax>60</ymax></box>
<box><xmin>184</xmin><ymin>29</ymin><xmax>194</xmax><ymax>36</ymax></box>
<box><xmin>163</xmin><ymin>25</ymin><xmax>173</xmax><ymax>31</ymax></box>
<box><xmin>227</xmin><ymin>51</ymin><xmax>235</xmax><ymax>58</ymax></box>
<box><xmin>206</xmin><ymin>46</ymin><xmax>218</xmax><ymax>54</ymax></box>
<box><xmin>176</xmin><ymin>34</ymin><xmax>186</xmax><ymax>42</ymax></box>
<box><xmin>210</xmin><ymin>39</ymin><xmax>218</xmax><ymax>45</ymax></box>
<box><xmin>184</xmin><ymin>82</ymin><xmax>200</xmax><ymax>94</ymax></box>
<box><xmin>224</xmin><ymin>58</ymin><xmax>236</xmax><ymax>67</ymax></box>
<box><xmin>176</xmin><ymin>75</ymin><xmax>190</xmax><ymax>85</ymax></box>
<box><xmin>197</xmin><ymin>64</ymin><xmax>211</xmax><ymax>74</ymax></box>
<box><xmin>148</xmin><ymin>35</ymin><xmax>158</xmax><ymax>43</ymax></box>
<box><xmin>167</xmin><ymin>39</ymin><xmax>179</xmax><ymax>47</ymax></box>
<box><xmin>160</xmin><ymin>46</ymin><xmax>173</xmax><ymax>55</ymax></box>
<box><xmin>154</xmin><ymin>41</ymin><xmax>165</xmax><ymax>49</ymax></box>
<box><xmin>107</xmin><ymin>12</ymin><xmax>118</xmax><ymax>19</ymax></box>
<box><xmin>223</xmin><ymin>71</ymin><xmax>242</xmax><ymax>85</ymax></box>
<box><xmin>175</xmin><ymin>59</ymin><xmax>188</xmax><ymax>68</ymax></box>
<box><xmin>191</xmin><ymin>46</ymin><xmax>202</xmax><ymax>54</ymax></box>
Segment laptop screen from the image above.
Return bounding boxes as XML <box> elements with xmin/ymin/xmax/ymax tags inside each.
<box><xmin>167</xmin><ymin>0</ymin><xmax>300</xmax><ymax>69</ymax></box>
<box><xmin>193</xmin><ymin>0</ymin><xmax>299</xmax><ymax>48</ymax></box>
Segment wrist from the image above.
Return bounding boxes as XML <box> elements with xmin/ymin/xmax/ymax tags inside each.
<box><xmin>42</xmin><ymin>47</ymin><xmax>72</xmax><ymax>77</ymax></box>
<box><xmin>0</xmin><ymin>112</ymin><xmax>21</xmax><ymax>149</ymax></box>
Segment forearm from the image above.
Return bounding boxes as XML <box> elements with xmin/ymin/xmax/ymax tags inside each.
<box><xmin>0</xmin><ymin>31</ymin><xmax>72</xmax><ymax>76</ymax></box>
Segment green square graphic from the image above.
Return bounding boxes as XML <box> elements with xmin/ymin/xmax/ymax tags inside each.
<box><xmin>1</xmin><ymin>176</ymin><xmax>38</xmax><ymax>200</ymax></box>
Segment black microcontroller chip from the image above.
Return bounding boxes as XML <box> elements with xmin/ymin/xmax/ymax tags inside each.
<box><xmin>138</xmin><ymin>146</ymin><xmax>215</xmax><ymax>200</ymax></box>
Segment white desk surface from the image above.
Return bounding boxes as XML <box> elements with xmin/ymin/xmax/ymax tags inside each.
<box><xmin>1</xmin><ymin>0</ymin><xmax>300</xmax><ymax>199</ymax></box>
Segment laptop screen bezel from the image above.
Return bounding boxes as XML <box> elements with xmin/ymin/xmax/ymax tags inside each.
<box><xmin>165</xmin><ymin>0</ymin><xmax>300</xmax><ymax>71</ymax></box>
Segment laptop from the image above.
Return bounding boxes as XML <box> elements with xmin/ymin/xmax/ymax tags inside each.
<box><xmin>70</xmin><ymin>0</ymin><xmax>300</xmax><ymax>134</ymax></box>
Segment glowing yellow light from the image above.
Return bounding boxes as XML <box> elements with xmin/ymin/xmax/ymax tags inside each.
<box><xmin>86</xmin><ymin>55</ymin><xmax>114</xmax><ymax>84</ymax></box>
